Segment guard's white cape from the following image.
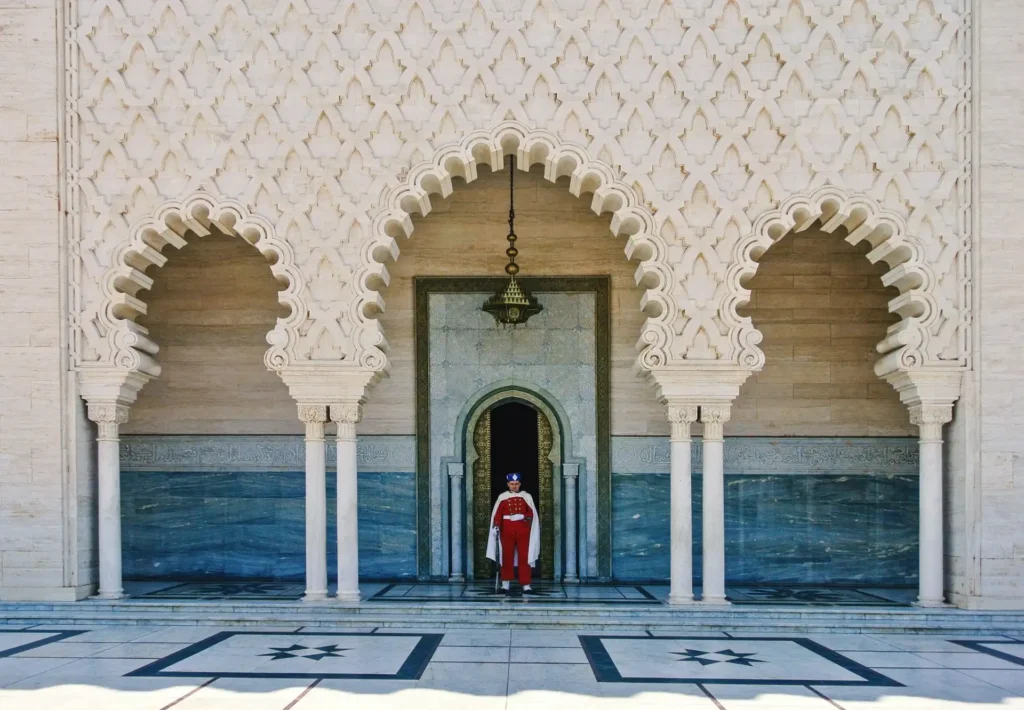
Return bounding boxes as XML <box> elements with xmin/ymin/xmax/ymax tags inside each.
<box><xmin>485</xmin><ymin>491</ymin><xmax>540</xmax><ymax>567</ymax></box>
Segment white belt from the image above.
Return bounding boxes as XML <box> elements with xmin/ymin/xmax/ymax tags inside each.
<box><xmin>502</xmin><ymin>514</ymin><xmax>526</xmax><ymax>521</ymax></box>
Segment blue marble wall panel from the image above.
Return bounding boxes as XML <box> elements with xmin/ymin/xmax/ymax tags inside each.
<box><xmin>611</xmin><ymin>472</ymin><xmax>918</xmax><ymax>585</ymax></box>
<box><xmin>121</xmin><ymin>471</ymin><xmax>416</xmax><ymax>581</ymax></box>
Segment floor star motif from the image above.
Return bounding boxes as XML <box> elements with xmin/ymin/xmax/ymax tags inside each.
<box><xmin>671</xmin><ymin>648</ymin><xmax>766</xmax><ymax>667</ymax></box>
<box><xmin>259</xmin><ymin>643</ymin><xmax>350</xmax><ymax>661</ymax></box>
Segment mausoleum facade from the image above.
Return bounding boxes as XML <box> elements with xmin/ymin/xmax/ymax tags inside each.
<box><xmin>1</xmin><ymin>0</ymin><xmax>1021</xmax><ymax>610</ymax></box>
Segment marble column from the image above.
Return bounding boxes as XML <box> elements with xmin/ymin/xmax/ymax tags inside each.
<box><xmin>563</xmin><ymin>463</ymin><xmax>580</xmax><ymax>583</ymax></box>
<box><xmin>88</xmin><ymin>403</ymin><xmax>130</xmax><ymax>600</ymax></box>
<box><xmin>911</xmin><ymin>403</ymin><xmax>953</xmax><ymax>607</ymax></box>
<box><xmin>448</xmin><ymin>462</ymin><xmax>465</xmax><ymax>582</ymax></box>
<box><xmin>667</xmin><ymin>405</ymin><xmax>698</xmax><ymax>605</ymax></box>
<box><xmin>699</xmin><ymin>404</ymin><xmax>730</xmax><ymax>606</ymax></box>
<box><xmin>331</xmin><ymin>403</ymin><xmax>361</xmax><ymax>602</ymax></box>
<box><xmin>300</xmin><ymin>405</ymin><xmax>329</xmax><ymax>601</ymax></box>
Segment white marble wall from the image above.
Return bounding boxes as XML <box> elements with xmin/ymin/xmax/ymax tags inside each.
<box><xmin>429</xmin><ymin>292</ymin><xmax>597</xmax><ymax>578</ymax></box>
<box><xmin>973</xmin><ymin>0</ymin><xmax>1024</xmax><ymax>609</ymax></box>
<box><xmin>0</xmin><ymin>2</ymin><xmax>79</xmax><ymax>602</ymax></box>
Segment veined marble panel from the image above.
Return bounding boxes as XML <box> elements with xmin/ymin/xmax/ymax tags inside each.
<box><xmin>121</xmin><ymin>435</ymin><xmax>416</xmax><ymax>473</ymax></box>
<box><xmin>121</xmin><ymin>469</ymin><xmax>416</xmax><ymax>581</ymax></box>
<box><xmin>612</xmin><ymin>472</ymin><xmax>918</xmax><ymax>585</ymax></box>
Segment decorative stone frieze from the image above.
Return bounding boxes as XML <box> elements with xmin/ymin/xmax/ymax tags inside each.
<box><xmin>63</xmin><ymin>1</ymin><xmax>973</xmax><ymax>388</ymax></box>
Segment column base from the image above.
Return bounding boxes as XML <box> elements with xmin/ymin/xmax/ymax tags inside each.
<box><xmin>697</xmin><ymin>595</ymin><xmax>730</xmax><ymax>606</ymax></box>
<box><xmin>303</xmin><ymin>591</ymin><xmax>329</xmax><ymax>602</ymax></box>
<box><xmin>94</xmin><ymin>590</ymin><xmax>126</xmax><ymax>600</ymax></box>
<box><xmin>335</xmin><ymin>590</ymin><xmax>361</xmax><ymax>603</ymax></box>
<box><xmin>914</xmin><ymin>598</ymin><xmax>951</xmax><ymax>609</ymax></box>
<box><xmin>667</xmin><ymin>593</ymin><xmax>695</xmax><ymax>605</ymax></box>
<box><xmin>448</xmin><ymin>575</ymin><xmax>465</xmax><ymax>583</ymax></box>
<box><xmin>563</xmin><ymin>575</ymin><xmax>580</xmax><ymax>585</ymax></box>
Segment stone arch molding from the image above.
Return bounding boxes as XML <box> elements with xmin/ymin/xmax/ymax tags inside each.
<box><xmin>354</xmin><ymin>121</ymin><xmax>676</xmax><ymax>374</ymax></box>
<box><xmin>724</xmin><ymin>187</ymin><xmax>941</xmax><ymax>378</ymax></box>
<box><xmin>100</xmin><ymin>193</ymin><xmax>306</xmax><ymax>377</ymax></box>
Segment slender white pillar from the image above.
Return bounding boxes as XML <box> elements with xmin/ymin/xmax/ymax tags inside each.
<box><xmin>699</xmin><ymin>404</ymin><xmax>730</xmax><ymax>606</ymax></box>
<box><xmin>563</xmin><ymin>463</ymin><xmax>580</xmax><ymax>583</ymax></box>
<box><xmin>331</xmin><ymin>403</ymin><xmax>361</xmax><ymax>602</ymax></box>
<box><xmin>667</xmin><ymin>405</ymin><xmax>698</xmax><ymax>605</ymax></box>
<box><xmin>911</xmin><ymin>404</ymin><xmax>952</xmax><ymax>607</ymax></box>
<box><xmin>300</xmin><ymin>405</ymin><xmax>329</xmax><ymax>601</ymax></box>
<box><xmin>89</xmin><ymin>403</ymin><xmax>129</xmax><ymax>600</ymax></box>
<box><xmin>448</xmin><ymin>462</ymin><xmax>465</xmax><ymax>582</ymax></box>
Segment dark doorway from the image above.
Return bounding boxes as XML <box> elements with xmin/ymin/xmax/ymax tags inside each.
<box><xmin>489</xmin><ymin>401</ymin><xmax>540</xmax><ymax>511</ymax></box>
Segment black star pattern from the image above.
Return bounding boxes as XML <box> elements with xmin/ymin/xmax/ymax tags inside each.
<box><xmin>671</xmin><ymin>648</ymin><xmax>766</xmax><ymax>667</ymax></box>
<box><xmin>259</xmin><ymin>643</ymin><xmax>350</xmax><ymax>661</ymax></box>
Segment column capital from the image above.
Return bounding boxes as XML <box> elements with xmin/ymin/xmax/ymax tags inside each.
<box><xmin>87</xmin><ymin>403</ymin><xmax>130</xmax><ymax>440</ymax></box>
<box><xmin>909</xmin><ymin>403</ymin><xmax>953</xmax><ymax>442</ymax></box>
<box><xmin>330</xmin><ymin>403</ymin><xmax>362</xmax><ymax>440</ymax></box>
<box><xmin>667</xmin><ymin>405</ymin><xmax>698</xmax><ymax>442</ymax></box>
<box><xmin>562</xmin><ymin>462</ymin><xmax>580</xmax><ymax>479</ymax></box>
<box><xmin>298</xmin><ymin>404</ymin><xmax>329</xmax><ymax>440</ymax></box>
<box><xmin>700</xmin><ymin>403</ymin><xmax>731</xmax><ymax>441</ymax></box>
<box><xmin>447</xmin><ymin>462</ymin><xmax>465</xmax><ymax>479</ymax></box>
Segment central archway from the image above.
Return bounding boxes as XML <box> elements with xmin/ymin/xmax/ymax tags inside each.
<box><xmin>352</xmin><ymin>121</ymin><xmax>676</xmax><ymax>378</ymax></box>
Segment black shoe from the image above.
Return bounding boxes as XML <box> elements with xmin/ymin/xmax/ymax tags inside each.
<box><xmin>522</xmin><ymin>587</ymin><xmax>539</xmax><ymax>596</ymax></box>
<box><xmin>497</xmin><ymin>587</ymin><xmax>509</xmax><ymax>595</ymax></box>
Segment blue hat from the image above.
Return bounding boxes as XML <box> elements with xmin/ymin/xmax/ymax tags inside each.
<box><xmin>506</xmin><ymin>472</ymin><xmax>521</xmax><ymax>482</ymax></box>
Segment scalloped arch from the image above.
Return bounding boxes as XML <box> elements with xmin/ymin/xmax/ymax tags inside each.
<box><xmin>352</xmin><ymin>121</ymin><xmax>677</xmax><ymax>373</ymax></box>
<box><xmin>100</xmin><ymin>192</ymin><xmax>306</xmax><ymax>376</ymax></box>
<box><xmin>723</xmin><ymin>187</ymin><xmax>939</xmax><ymax>376</ymax></box>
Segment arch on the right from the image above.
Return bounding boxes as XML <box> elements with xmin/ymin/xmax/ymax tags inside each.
<box><xmin>723</xmin><ymin>187</ymin><xmax>965</xmax><ymax>383</ymax></box>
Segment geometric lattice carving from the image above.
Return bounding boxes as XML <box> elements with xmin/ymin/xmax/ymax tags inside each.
<box><xmin>66</xmin><ymin>0</ymin><xmax>973</xmax><ymax>382</ymax></box>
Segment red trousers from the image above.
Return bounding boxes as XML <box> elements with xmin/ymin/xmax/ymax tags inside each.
<box><xmin>499</xmin><ymin>520</ymin><xmax>532</xmax><ymax>584</ymax></box>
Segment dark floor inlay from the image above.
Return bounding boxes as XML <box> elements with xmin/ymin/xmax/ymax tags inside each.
<box><xmin>0</xmin><ymin>630</ymin><xmax>86</xmax><ymax>658</ymax></box>
<box><xmin>127</xmin><ymin>631</ymin><xmax>443</xmax><ymax>680</ymax></box>
<box><xmin>579</xmin><ymin>635</ymin><xmax>903</xmax><ymax>686</ymax></box>
<box><xmin>950</xmin><ymin>639</ymin><xmax>1024</xmax><ymax>667</ymax></box>
<box><xmin>725</xmin><ymin>586</ymin><xmax>911</xmax><ymax>606</ymax></box>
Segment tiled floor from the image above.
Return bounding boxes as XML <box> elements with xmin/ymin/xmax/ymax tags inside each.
<box><xmin>127</xmin><ymin>581</ymin><xmax>915</xmax><ymax>606</ymax></box>
<box><xmin>0</xmin><ymin>625</ymin><xmax>1022</xmax><ymax>708</ymax></box>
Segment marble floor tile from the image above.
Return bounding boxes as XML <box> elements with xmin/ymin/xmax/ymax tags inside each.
<box><xmin>804</xmin><ymin>634</ymin><xmax>903</xmax><ymax>652</ymax></box>
<box><xmin>958</xmin><ymin>670</ymin><xmax>1024</xmax><ymax>695</ymax></box>
<box><xmin>20</xmin><ymin>656</ymin><xmax>156</xmax><ymax>681</ymax></box>
<box><xmin>505</xmin><ymin>687</ymin><xmax>720</xmax><ymax>709</ymax></box>
<box><xmin>0</xmin><ymin>681</ymin><xmax>203</xmax><ymax>710</ymax></box>
<box><xmin>917</xmin><ymin>652</ymin><xmax>1024</xmax><ymax>670</ymax></box>
<box><xmin>294</xmin><ymin>686</ymin><xmax>507</xmax><ymax>710</ymax></box>
<box><xmin>510</xmin><ymin>646</ymin><xmax>589</xmax><ymax>664</ymax></box>
<box><xmin>0</xmin><ymin>658</ymin><xmax>75</xmax><ymax>687</ymax></box>
<box><xmin>0</xmin><ymin>631</ymin><xmax>84</xmax><ymax>656</ymax></box>
<box><xmin>437</xmin><ymin>629</ymin><xmax>511</xmax><ymax>647</ymax></box>
<box><xmin>431</xmin><ymin>645</ymin><xmax>510</xmax><ymax>663</ymax></box>
<box><xmin>170</xmin><ymin>676</ymin><xmax>315</xmax><ymax>709</ymax></box>
<box><xmin>703</xmin><ymin>684</ymin><xmax>840</xmax><ymax>709</ymax></box>
<box><xmin>821</xmin><ymin>667</ymin><xmax>1023</xmax><ymax>707</ymax></box>
<box><xmin>841</xmin><ymin>651</ymin><xmax>945</xmax><ymax>669</ymax></box>
<box><xmin>90</xmin><ymin>642</ymin><xmax>193</xmax><ymax>659</ymax></box>
<box><xmin>10</xmin><ymin>642</ymin><xmax>120</xmax><ymax>658</ymax></box>
<box><xmin>511</xmin><ymin>630</ymin><xmax>584</xmax><ymax>648</ymax></box>
<box><xmin>864</xmin><ymin>635</ymin><xmax>985</xmax><ymax>653</ymax></box>
<box><xmin>134</xmin><ymin>626</ymin><xmax>298</xmax><ymax>644</ymax></box>
<box><xmin>33</xmin><ymin>626</ymin><xmax>161</xmax><ymax>644</ymax></box>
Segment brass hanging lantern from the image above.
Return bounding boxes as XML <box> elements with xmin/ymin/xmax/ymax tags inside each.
<box><xmin>482</xmin><ymin>154</ymin><xmax>543</xmax><ymax>327</ymax></box>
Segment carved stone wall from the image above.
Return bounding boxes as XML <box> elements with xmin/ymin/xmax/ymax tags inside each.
<box><xmin>67</xmin><ymin>0</ymin><xmax>972</xmax><ymax>381</ymax></box>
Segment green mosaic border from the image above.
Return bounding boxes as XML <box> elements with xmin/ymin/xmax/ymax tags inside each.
<box><xmin>414</xmin><ymin>276</ymin><xmax>611</xmax><ymax>579</ymax></box>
